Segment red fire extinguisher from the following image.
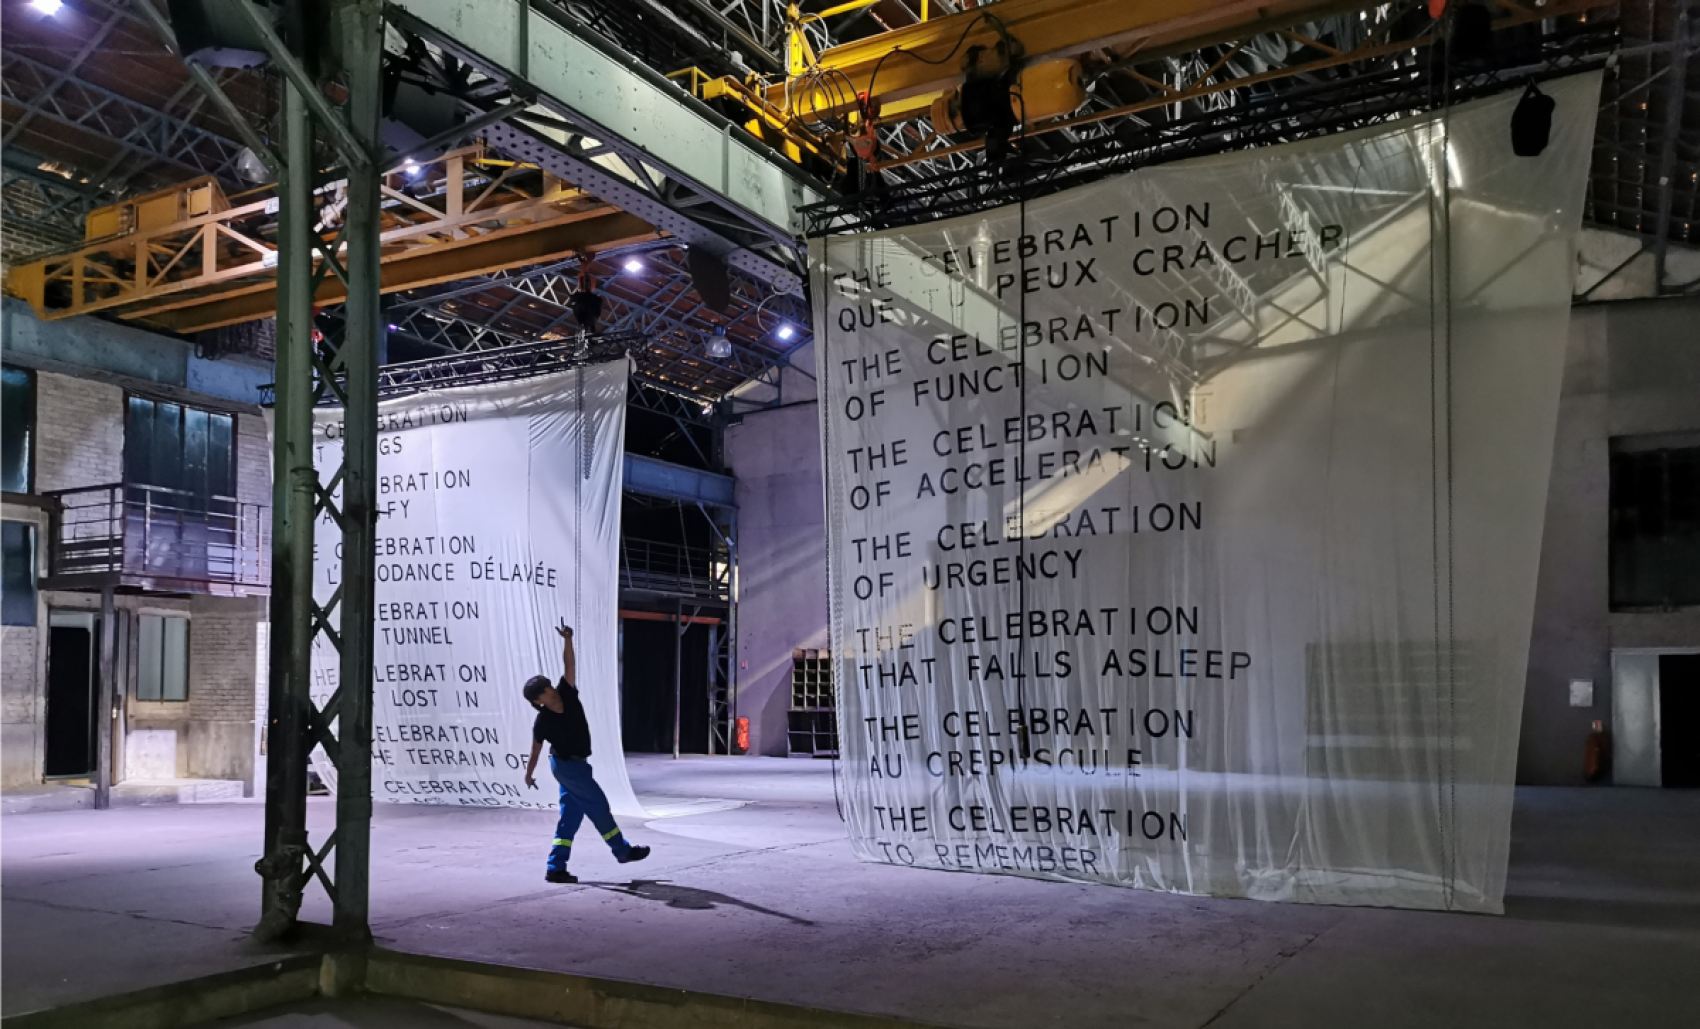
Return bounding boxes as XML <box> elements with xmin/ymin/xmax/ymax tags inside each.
<box><xmin>734</xmin><ymin>717</ymin><xmax>750</xmax><ymax>756</ymax></box>
<box><xmin>1584</xmin><ymin>720</ymin><xmax>1611</xmax><ymax>782</ymax></box>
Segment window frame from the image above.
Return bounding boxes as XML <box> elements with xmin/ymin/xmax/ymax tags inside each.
<box><xmin>1609</xmin><ymin>434</ymin><xmax>1700</xmax><ymax>612</ymax></box>
<box><xmin>136</xmin><ymin>612</ymin><xmax>190</xmax><ymax>703</ymax></box>
<box><xmin>1</xmin><ymin>520</ymin><xmax>39</xmax><ymax>627</ymax></box>
<box><xmin>122</xmin><ymin>393</ymin><xmax>238</xmax><ymax>504</ymax></box>
<box><xmin>2</xmin><ymin>365</ymin><xmax>37</xmax><ymax>495</ymax></box>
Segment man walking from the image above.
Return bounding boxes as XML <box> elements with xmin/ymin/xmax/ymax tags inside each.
<box><xmin>524</xmin><ymin>621</ymin><xmax>650</xmax><ymax>883</ymax></box>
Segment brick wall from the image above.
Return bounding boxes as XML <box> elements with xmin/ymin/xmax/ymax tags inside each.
<box><xmin>1</xmin><ymin>625</ymin><xmax>40</xmax><ymax>786</ymax></box>
<box><xmin>235</xmin><ymin>412</ymin><xmax>270</xmax><ymax>507</ymax></box>
<box><xmin>34</xmin><ymin>371</ymin><xmax>123</xmax><ymax>492</ymax></box>
<box><xmin>189</xmin><ymin>595</ymin><xmax>263</xmax><ymax>724</ymax></box>
<box><xmin>0</xmin><ymin>182</ymin><xmax>79</xmax><ymax>267</ymax></box>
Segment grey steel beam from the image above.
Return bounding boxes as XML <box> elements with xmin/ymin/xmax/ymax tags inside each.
<box><xmin>387</xmin><ymin>0</ymin><xmax>825</xmax><ymax>292</ymax></box>
<box><xmin>232</xmin><ymin>0</ymin><xmax>369</xmax><ymax>166</ymax></box>
<box><xmin>624</xmin><ymin>453</ymin><xmax>735</xmax><ymax>507</ymax></box>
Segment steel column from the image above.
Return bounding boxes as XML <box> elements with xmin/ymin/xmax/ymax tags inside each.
<box><xmin>1652</xmin><ymin>10</ymin><xmax>1692</xmax><ymax>290</ymax></box>
<box><xmin>256</xmin><ymin>81</ymin><xmax>317</xmax><ymax>943</ymax></box>
<box><xmin>727</xmin><ymin>507</ymin><xmax>739</xmax><ymax>754</ymax></box>
<box><xmin>95</xmin><ymin>587</ymin><xmax>116</xmax><ymax>810</ymax></box>
<box><xmin>244</xmin><ymin>1</ymin><xmax>382</xmax><ymax>946</ymax></box>
<box><xmin>332</xmin><ymin>0</ymin><xmax>385</xmax><ymax>944</ymax></box>
<box><xmin>673</xmin><ymin>599</ymin><xmax>684</xmax><ymax>759</ymax></box>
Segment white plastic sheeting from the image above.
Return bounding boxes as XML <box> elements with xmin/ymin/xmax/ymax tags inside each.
<box><xmin>309</xmin><ymin>362</ymin><xmax>642</xmax><ymax>817</ymax></box>
<box><xmin>813</xmin><ymin>74</ymin><xmax>1601</xmax><ymax>912</ymax></box>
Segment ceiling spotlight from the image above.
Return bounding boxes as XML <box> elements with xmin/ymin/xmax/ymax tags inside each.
<box><xmin>402</xmin><ymin>158</ymin><xmax>421</xmax><ymax>176</ymax></box>
<box><xmin>623</xmin><ymin>258</ymin><xmax>644</xmax><ymax>274</ymax></box>
<box><xmin>235</xmin><ymin>146</ymin><xmax>272</xmax><ymax>184</ymax></box>
<box><xmin>706</xmin><ymin>326</ymin><xmax>733</xmax><ymax>359</ymax></box>
<box><xmin>776</xmin><ymin>323</ymin><xmax>795</xmax><ymax>341</ymax></box>
<box><xmin>30</xmin><ymin>0</ymin><xmax>63</xmax><ymax>14</ymax></box>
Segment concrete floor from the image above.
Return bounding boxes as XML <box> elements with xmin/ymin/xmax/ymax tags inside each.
<box><xmin>212</xmin><ymin>997</ymin><xmax>574</xmax><ymax>1028</ymax></box>
<box><xmin>4</xmin><ymin>755</ymin><xmax>1699</xmax><ymax>1028</ymax></box>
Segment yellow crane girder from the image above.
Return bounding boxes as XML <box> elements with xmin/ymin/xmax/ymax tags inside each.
<box><xmin>767</xmin><ymin>0</ymin><xmax>1386</xmax><ymax>119</ymax></box>
<box><xmin>3</xmin><ymin>145</ymin><xmax>661</xmax><ymax>335</ymax></box>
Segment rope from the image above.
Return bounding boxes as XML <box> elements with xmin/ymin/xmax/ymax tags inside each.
<box><xmin>1426</xmin><ymin>15</ymin><xmax>1459</xmax><ymax>911</ymax></box>
<box><xmin>575</xmin><ymin>366</ymin><xmax>583</xmax><ymax>635</ymax></box>
<box><xmin>818</xmin><ymin>254</ymin><xmax>848</xmax><ymax>823</ymax></box>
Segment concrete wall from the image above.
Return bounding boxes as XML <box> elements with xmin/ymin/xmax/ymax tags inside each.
<box><xmin>1520</xmin><ymin>296</ymin><xmax>1700</xmax><ymax>785</ymax></box>
<box><xmin>1</xmin><ymin>298</ymin><xmax>271</xmax><ymax>407</ymax></box>
<box><xmin>725</xmin><ymin>402</ymin><xmax>829</xmax><ymax>757</ymax></box>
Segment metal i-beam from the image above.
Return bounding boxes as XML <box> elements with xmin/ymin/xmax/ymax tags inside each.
<box><xmin>624</xmin><ymin>453</ymin><xmax>735</xmax><ymax>507</ymax></box>
<box><xmin>388</xmin><ymin>0</ymin><xmax>825</xmax><ymax>292</ymax></box>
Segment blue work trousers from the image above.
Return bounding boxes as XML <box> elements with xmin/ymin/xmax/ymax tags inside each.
<box><xmin>547</xmin><ymin>755</ymin><xmax>630</xmax><ymax>871</ymax></box>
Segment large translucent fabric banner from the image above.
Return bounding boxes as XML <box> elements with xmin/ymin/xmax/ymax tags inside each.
<box><xmin>814</xmin><ymin>75</ymin><xmax>1601</xmax><ymax>912</ymax></box>
<box><xmin>309</xmin><ymin>362</ymin><xmax>641</xmax><ymax>817</ymax></box>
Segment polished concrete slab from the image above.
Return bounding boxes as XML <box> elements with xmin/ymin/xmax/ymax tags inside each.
<box><xmin>4</xmin><ymin>756</ymin><xmax>1699</xmax><ymax>1027</ymax></box>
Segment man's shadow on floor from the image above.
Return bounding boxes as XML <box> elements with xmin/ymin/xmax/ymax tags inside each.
<box><xmin>584</xmin><ymin>879</ymin><xmax>816</xmax><ymax>926</ymax></box>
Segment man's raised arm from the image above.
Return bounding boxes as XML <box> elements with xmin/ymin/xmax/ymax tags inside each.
<box><xmin>558</xmin><ymin>621</ymin><xmax>575</xmax><ymax>685</ymax></box>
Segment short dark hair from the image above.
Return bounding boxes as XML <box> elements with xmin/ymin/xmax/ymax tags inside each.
<box><xmin>522</xmin><ymin>675</ymin><xmax>552</xmax><ymax>705</ymax></box>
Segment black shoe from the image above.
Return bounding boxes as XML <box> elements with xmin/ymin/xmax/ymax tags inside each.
<box><xmin>545</xmin><ymin>868</ymin><xmax>578</xmax><ymax>884</ymax></box>
<box><xmin>618</xmin><ymin>845</ymin><xmax>651</xmax><ymax>864</ymax></box>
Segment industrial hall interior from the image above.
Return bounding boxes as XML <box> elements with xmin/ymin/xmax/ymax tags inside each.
<box><xmin>0</xmin><ymin>0</ymin><xmax>1697</xmax><ymax>1027</ymax></box>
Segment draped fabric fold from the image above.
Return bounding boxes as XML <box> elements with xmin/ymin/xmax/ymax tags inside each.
<box><xmin>308</xmin><ymin>362</ymin><xmax>641</xmax><ymax>818</ymax></box>
<box><xmin>813</xmin><ymin>74</ymin><xmax>1601</xmax><ymax>912</ymax></box>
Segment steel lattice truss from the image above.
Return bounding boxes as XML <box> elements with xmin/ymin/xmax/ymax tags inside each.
<box><xmin>1</xmin><ymin>51</ymin><xmax>250</xmax><ymax>186</ymax></box>
<box><xmin>0</xmin><ymin>0</ymin><xmax>272</xmax><ymax>265</ymax></box>
<box><xmin>803</xmin><ymin>21</ymin><xmax>1624</xmax><ymax>232</ymax></box>
<box><xmin>377</xmin><ymin>244</ymin><xmax>810</xmax><ymax>401</ymax></box>
<box><xmin>6</xmin><ymin>0</ymin><xmax>1697</xmax><ymax>387</ymax></box>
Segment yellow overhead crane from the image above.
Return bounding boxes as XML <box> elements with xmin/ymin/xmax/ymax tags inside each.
<box><xmin>4</xmin><ymin>145</ymin><xmax>657</xmax><ymax>334</ymax></box>
<box><xmin>678</xmin><ymin>0</ymin><xmax>1612</xmax><ymax>173</ymax></box>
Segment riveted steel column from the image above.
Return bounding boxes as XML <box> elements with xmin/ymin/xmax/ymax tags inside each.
<box><xmin>256</xmin><ymin>80</ymin><xmax>316</xmax><ymax>942</ymax></box>
<box><xmin>332</xmin><ymin>0</ymin><xmax>385</xmax><ymax>944</ymax></box>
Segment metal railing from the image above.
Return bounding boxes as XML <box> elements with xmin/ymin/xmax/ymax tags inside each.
<box><xmin>620</xmin><ymin>537</ymin><xmax>728</xmax><ymax>600</ymax></box>
<box><xmin>44</xmin><ymin>483</ymin><xmax>270</xmax><ymax>595</ymax></box>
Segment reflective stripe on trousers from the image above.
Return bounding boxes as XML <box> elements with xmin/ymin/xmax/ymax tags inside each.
<box><xmin>547</xmin><ymin>754</ymin><xmax>630</xmax><ymax>870</ymax></box>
